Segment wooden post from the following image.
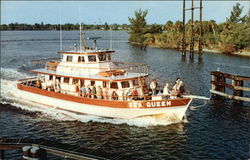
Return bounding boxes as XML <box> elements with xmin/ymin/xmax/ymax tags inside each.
<box><xmin>198</xmin><ymin>0</ymin><xmax>203</xmax><ymax>61</ymax></box>
<box><xmin>0</xmin><ymin>150</ymin><xmax>5</xmax><ymax>160</ymax></box>
<box><xmin>233</xmin><ymin>78</ymin><xmax>244</xmax><ymax>104</ymax></box>
<box><xmin>182</xmin><ymin>0</ymin><xmax>186</xmax><ymax>58</ymax></box>
<box><xmin>190</xmin><ymin>0</ymin><xmax>194</xmax><ymax>61</ymax></box>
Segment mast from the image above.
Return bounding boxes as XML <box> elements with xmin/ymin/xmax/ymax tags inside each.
<box><xmin>110</xmin><ymin>25</ymin><xmax>113</xmax><ymax>50</ymax></box>
<box><xmin>80</xmin><ymin>22</ymin><xmax>82</xmax><ymax>51</ymax></box>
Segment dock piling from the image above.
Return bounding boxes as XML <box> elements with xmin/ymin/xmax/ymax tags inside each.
<box><xmin>210</xmin><ymin>71</ymin><xmax>250</xmax><ymax>103</ymax></box>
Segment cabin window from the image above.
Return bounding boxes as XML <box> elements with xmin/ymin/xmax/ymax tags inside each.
<box><xmin>121</xmin><ymin>81</ymin><xmax>130</xmax><ymax>88</ymax></box>
<box><xmin>55</xmin><ymin>77</ymin><xmax>60</xmax><ymax>82</ymax></box>
<box><xmin>90</xmin><ymin>81</ymin><xmax>95</xmax><ymax>86</ymax></box>
<box><xmin>103</xmin><ymin>81</ymin><xmax>107</xmax><ymax>87</ymax></box>
<box><xmin>80</xmin><ymin>79</ymin><xmax>85</xmax><ymax>87</ymax></box>
<box><xmin>133</xmin><ymin>79</ymin><xmax>139</xmax><ymax>86</ymax></box>
<box><xmin>66</xmin><ymin>56</ymin><xmax>73</xmax><ymax>62</ymax></box>
<box><xmin>107</xmin><ymin>54</ymin><xmax>111</xmax><ymax>60</ymax></box>
<box><xmin>110</xmin><ymin>82</ymin><xmax>118</xmax><ymax>89</ymax></box>
<box><xmin>73</xmin><ymin>79</ymin><xmax>78</xmax><ymax>84</ymax></box>
<box><xmin>78</xmin><ymin>56</ymin><xmax>85</xmax><ymax>63</ymax></box>
<box><xmin>64</xmin><ymin>78</ymin><xmax>70</xmax><ymax>83</ymax></box>
<box><xmin>88</xmin><ymin>55</ymin><xmax>96</xmax><ymax>62</ymax></box>
<box><xmin>98</xmin><ymin>54</ymin><xmax>106</xmax><ymax>61</ymax></box>
<box><xmin>49</xmin><ymin>75</ymin><xmax>53</xmax><ymax>80</ymax></box>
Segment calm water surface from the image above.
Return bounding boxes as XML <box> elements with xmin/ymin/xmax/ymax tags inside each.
<box><xmin>0</xmin><ymin>31</ymin><xmax>250</xmax><ymax>159</ymax></box>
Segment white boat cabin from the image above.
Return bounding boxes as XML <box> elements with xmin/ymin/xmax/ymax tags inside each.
<box><xmin>32</xmin><ymin>48</ymin><xmax>148</xmax><ymax>100</ymax></box>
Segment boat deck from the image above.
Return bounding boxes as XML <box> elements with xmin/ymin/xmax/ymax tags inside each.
<box><xmin>30</xmin><ymin>68</ymin><xmax>148</xmax><ymax>80</ymax></box>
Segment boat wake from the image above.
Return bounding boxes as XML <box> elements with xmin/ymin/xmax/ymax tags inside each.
<box><xmin>0</xmin><ymin>68</ymin><xmax>186</xmax><ymax>127</ymax></box>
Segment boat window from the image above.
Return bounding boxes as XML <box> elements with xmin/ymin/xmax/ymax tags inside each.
<box><xmin>121</xmin><ymin>81</ymin><xmax>130</xmax><ymax>88</ymax></box>
<box><xmin>55</xmin><ymin>77</ymin><xmax>60</xmax><ymax>82</ymax></box>
<box><xmin>66</xmin><ymin>56</ymin><xmax>73</xmax><ymax>62</ymax></box>
<box><xmin>80</xmin><ymin>79</ymin><xmax>85</xmax><ymax>86</ymax></box>
<box><xmin>110</xmin><ymin>82</ymin><xmax>118</xmax><ymax>89</ymax></box>
<box><xmin>73</xmin><ymin>79</ymin><xmax>78</xmax><ymax>84</ymax></box>
<box><xmin>90</xmin><ymin>81</ymin><xmax>95</xmax><ymax>86</ymax></box>
<box><xmin>103</xmin><ymin>81</ymin><xmax>107</xmax><ymax>87</ymax></box>
<box><xmin>64</xmin><ymin>78</ymin><xmax>69</xmax><ymax>83</ymax></box>
<box><xmin>133</xmin><ymin>79</ymin><xmax>139</xmax><ymax>86</ymax></box>
<box><xmin>49</xmin><ymin>75</ymin><xmax>53</xmax><ymax>80</ymax></box>
<box><xmin>98</xmin><ymin>54</ymin><xmax>106</xmax><ymax>61</ymax></box>
<box><xmin>88</xmin><ymin>55</ymin><xmax>96</xmax><ymax>62</ymax></box>
<box><xmin>107</xmin><ymin>54</ymin><xmax>111</xmax><ymax>60</ymax></box>
<box><xmin>78</xmin><ymin>56</ymin><xmax>85</xmax><ymax>63</ymax></box>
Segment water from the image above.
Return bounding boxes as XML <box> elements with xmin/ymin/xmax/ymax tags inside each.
<box><xmin>1</xmin><ymin>31</ymin><xmax>250</xmax><ymax>159</ymax></box>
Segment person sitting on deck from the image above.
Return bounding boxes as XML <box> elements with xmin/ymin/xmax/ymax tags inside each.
<box><xmin>163</xmin><ymin>83</ymin><xmax>170</xmax><ymax>99</ymax></box>
<box><xmin>150</xmin><ymin>79</ymin><xmax>158</xmax><ymax>95</ymax></box>
<box><xmin>96</xmin><ymin>86</ymin><xmax>103</xmax><ymax>99</ymax></box>
<box><xmin>112</xmin><ymin>91</ymin><xmax>119</xmax><ymax>100</ymax></box>
<box><xmin>125</xmin><ymin>88</ymin><xmax>133</xmax><ymax>100</ymax></box>
<box><xmin>91</xmin><ymin>85</ymin><xmax>97</xmax><ymax>98</ymax></box>
<box><xmin>86</xmin><ymin>85</ymin><xmax>92</xmax><ymax>98</ymax></box>
<box><xmin>36</xmin><ymin>78</ymin><xmax>42</xmax><ymax>88</ymax></box>
<box><xmin>102</xmin><ymin>87</ymin><xmax>108</xmax><ymax>100</ymax></box>
<box><xmin>132</xmin><ymin>87</ymin><xmax>139</xmax><ymax>100</ymax></box>
<box><xmin>80</xmin><ymin>85</ymin><xmax>87</xmax><ymax>97</ymax></box>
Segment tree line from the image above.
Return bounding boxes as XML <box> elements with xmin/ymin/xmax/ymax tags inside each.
<box><xmin>0</xmin><ymin>22</ymin><xmax>130</xmax><ymax>31</ymax></box>
<box><xmin>128</xmin><ymin>3</ymin><xmax>250</xmax><ymax>54</ymax></box>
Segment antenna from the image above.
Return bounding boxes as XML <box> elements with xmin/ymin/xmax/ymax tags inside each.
<box><xmin>59</xmin><ymin>4</ymin><xmax>63</xmax><ymax>60</ymax></box>
<box><xmin>80</xmin><ymin>22</ymin><xmax>82</xmax><ymax>51</ymax></box>
<box><xmin>59</xmin><ymin>4</ymin><xmax>63</xmax><ymax>51</ymax></box>
<box><xmin>110</xmin><ymin>25</ymin><xmax>113</xmax><ymax>50</ymax></box>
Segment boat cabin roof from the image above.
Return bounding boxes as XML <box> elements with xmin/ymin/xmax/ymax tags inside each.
<box><xmin>58</xmin><ymin>49</ymin><xmax>115</xmax><ymax>55</ymax></box>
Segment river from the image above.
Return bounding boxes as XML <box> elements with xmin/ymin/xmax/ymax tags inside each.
<box><xmin>0</xmin><ymin>31</ymin><xmax>249</xmax><ymax>159</ymax></box>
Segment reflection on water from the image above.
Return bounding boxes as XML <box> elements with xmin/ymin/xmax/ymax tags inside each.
<box><xmin>0</xmin><ymin>31</ymin><xmax>250</xmax><ymax>159</ymax></box>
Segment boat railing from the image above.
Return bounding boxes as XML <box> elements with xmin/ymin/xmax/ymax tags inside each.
<box><xmin>112</xmin><ymin>62</ymin><xmax>148</xmax><ymax>74</ymax></box>
<box><xmin>30</xmin><ymin>58</ymin><xmax>61</xmax><ymax>64</ymax></box>
<box><xmin>19</xmin><ymin>80</ymin><xmax>182</xmax><ymax>101</ymax></box>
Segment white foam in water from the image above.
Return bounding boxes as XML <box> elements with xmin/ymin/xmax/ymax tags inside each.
<box><xmin>0</xmin><ymin>68</ymin><xmax>184</xmax><ymax>127</ymax></box>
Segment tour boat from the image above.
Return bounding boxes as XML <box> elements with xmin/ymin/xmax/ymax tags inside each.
<box><xmin>17</xmin><ymin>36</ymin><xmax>192</xmax><ymax>120</ymax></box>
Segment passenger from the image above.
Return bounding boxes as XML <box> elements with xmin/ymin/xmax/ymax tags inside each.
<box><xmin>55</xmin><ymin>79</ymin><xmax>60</xmax><ymax>92</ymax></box>
<box><xmin>86</xmin><ymin>85</ymin><xmax>92</xmax><ymax>98</ymax></box>
<box><xmin>91</xmin><ymin>85</ymin><xmax>97</xmax><ymax>98</ymax></box>
<box><xmin>80</xmin><ymin>85</ymin><xmax>87</xmax><ymax>97</ymax></box>
<box><xmin>102</xmin><ymin>87</ymin><xmax>108</xmax><ymax>100</ymax></box>
<box><xmin>172</xmin><ymin>78</ymin><xmax>184</xmax><ymax>98</ymax></box>
<box><xmin>36</xmin><ymin>78</ymin><xmax>42</xmax><ymax>88</ymax></box>
<box><xmin>163</xmin><ymin>83</ymin><xmax>170</xmax><ymax>99</ymax></box>
<box><xmin>112</xmin><ymin>91</ymin><xmax>118</xmax><ymax>100</ymax></box>
<box><xmin>125</xmin><ymin>88</ymin><xmax>133</xmax><ymax>100</ymax></box>
<box><xmin>132</xmin><ymin>87</ymin><xmax>139</xmax><ymax>100</ymax></box>
<box><xmin>150</xmin><ymin>79</ymin><xmax>158</xmax><ymax>95</ymax></box>
<box><xmin>96</xmin><ymin>86</ymin><xmax>103</xmax><ymax>99</ymax></box>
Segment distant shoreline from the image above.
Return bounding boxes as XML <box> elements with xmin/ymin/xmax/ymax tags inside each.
<box><xmin>130</xmin><ymin>42</ymin><xmax>250</xmax><ymax>58</ymax></box>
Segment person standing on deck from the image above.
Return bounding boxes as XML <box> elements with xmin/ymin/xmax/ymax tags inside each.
<box><xmin>96</xmin><ymin>86</ymin><xmax>103</xmax><ymax>99</ymax></box>
<box><xmin>163</xmin><ymin>83</ymin><xmax>170</xmax><ymax>98</ymax></box>
<box><xmin>92</xmin><ymin>85</ymin><xmax>97</xmax><ymax>98</ymax></box>
<box><xmin>102</xmin><ymin>87</ymin><xmax>108</xmax><ymax>100</ymax></box>
<box><xmin>150</xmin><ymin>79</ymin><xmax>158</xmax><ymax>95</ymax></box>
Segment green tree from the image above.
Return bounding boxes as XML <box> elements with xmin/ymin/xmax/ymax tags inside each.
<box><xmin>104</xmin><ymin>22</ymin><xmax>109</xmax><ymax>30</ymax></box>
<box><xmin>128</xmin><ymin>9</ymin><xmax>148</xmax><ymax>43</ymax></box>
<box><xmin>226</xmin><ymin>3</ymin><xmax>244</xmax><ymax>23</ymax></box>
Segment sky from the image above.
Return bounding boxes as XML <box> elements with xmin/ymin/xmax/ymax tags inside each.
<box><xmin>1</xmin><ymin>1</ymin><xmax>249</xmax><ymax>25</ymax></box>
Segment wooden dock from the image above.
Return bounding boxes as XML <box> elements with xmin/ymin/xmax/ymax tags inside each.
<box><xmin>210</xmin><ymin>71</ymin><xmax>250</xmax><ymax>102</ymax></box>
